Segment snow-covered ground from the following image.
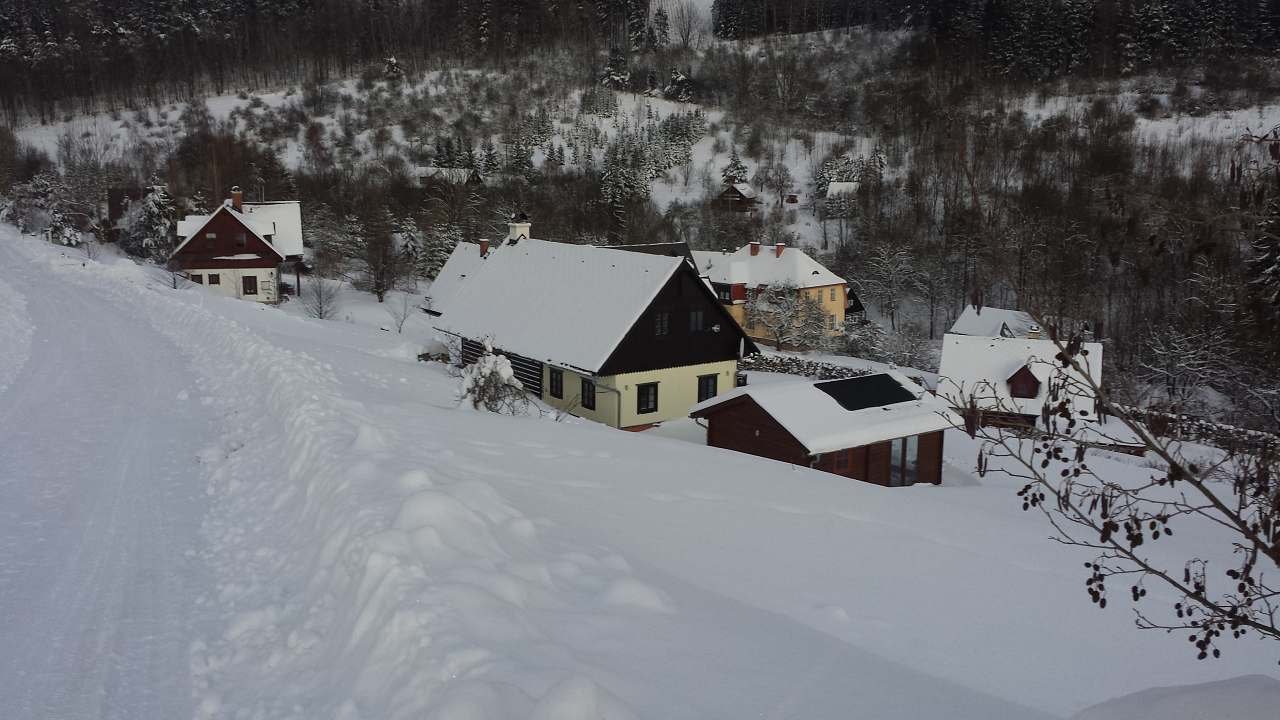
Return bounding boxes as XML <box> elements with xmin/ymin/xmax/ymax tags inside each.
<box><xmin>1</xmin><ymin>226</ymin><xmax>1276</xmax><ymax>719</ymax></box>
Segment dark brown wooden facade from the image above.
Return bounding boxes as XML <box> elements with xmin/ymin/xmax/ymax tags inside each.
<box><xmin>694</xmin><ymin>395</ymin><xmax>945</xmax><ymax>486</ymax></box>
<box><xmin>702</xmin><ymin>396</ymin><xmax>811</xmax><ymax>466</ymax></box>
<box><xmin>598</xmin><ymin>263</ymin><xmax>759</xmax><ymax>376</ymax></box>
<box><xmin>715</xmin><ymin>185</ymin><xmax>761</xmax><ymax>212</ymax></box>
<box><xmin>1007</xmin><ymin>365</ymin><xmax>1041</xmax><ymax>400</ymax></box>
<box><xmin>170</xmin><ymin>207</ymin><xmax>283</xmax><ymax>271</ymax></box>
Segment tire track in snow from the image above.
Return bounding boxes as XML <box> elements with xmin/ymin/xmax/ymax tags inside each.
<box><xmin>0</xmin><ymin>265</ymin><xmax>33</xmax><ymax>399</ymax></box>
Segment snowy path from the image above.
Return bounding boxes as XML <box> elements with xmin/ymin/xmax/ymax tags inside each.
<box><xmin>0</xmin><ymin>244</ymin><xmax>212</xmax><ymax>719</ymax></box>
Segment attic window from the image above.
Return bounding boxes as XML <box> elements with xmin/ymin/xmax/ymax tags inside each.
<box><xmin>654</xmin><ymin>312</ymin><xmax>670</xmax><ymax>337</ymax></box>
<box><xmin>237</xmin><ymin>233</ymin><xmax>247</xmax><ymax>247</ymax></box>
<box><xmin>689</xmin><ymin>309</ymin><xmax>705</xmax><ymax>332</ymax></box>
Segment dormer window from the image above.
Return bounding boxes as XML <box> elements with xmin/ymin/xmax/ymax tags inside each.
<box><xmin>1007</xmin><ymin>365</ymin><xmax>1041</xmax><ymax>400</ymax></box>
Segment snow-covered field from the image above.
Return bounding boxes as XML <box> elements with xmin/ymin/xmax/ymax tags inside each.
<box><xmin>1</xmin><ymin>226</ymin><xmax>1277</xmax><ymax>719</ymax></box>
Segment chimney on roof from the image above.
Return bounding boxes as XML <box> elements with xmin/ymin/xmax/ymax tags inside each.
<box><xmin>507</xmin><ymin>211</ymin><xmax>531</xmax><ymax>243</ymax></box>
<box><xmin>479</xmin><ymin>238</ymin><xmax>490</xmax><ymax>257</ymax></box>
<box><xmin>1027</xmin><ymin>324</ymin><xmax>1043</xmax><ymax>340</ymax></box>
<box><xmin>775</xmin><ymin>243</ymin><xmax>785</xmax><ymax>258</ymax></box>
<box><xmin>230</xmin><ymin>186</ymin><xmax>243</xmax><ymax>212</ymax></box>
<box><xmin>749</xmin><ymin>241</ymin><xmax>761</xmax><ymax>256</ymax></box>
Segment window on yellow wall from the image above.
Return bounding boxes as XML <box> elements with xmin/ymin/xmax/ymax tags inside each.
<box><xmin>830</xmin><ymin>287</ymin><xmax>836</xmax><ymax>302</ymax></box>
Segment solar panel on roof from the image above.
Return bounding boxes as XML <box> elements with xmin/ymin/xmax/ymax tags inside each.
<box><xmin>814</xmin><ymin>374</ymin><xmax>917</xmax><ymax>412</ymax></box>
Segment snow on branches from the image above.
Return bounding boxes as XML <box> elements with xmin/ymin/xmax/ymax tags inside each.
<box><xmin>459</xmin><ymin>341</ymin><xmax>531</xmax><ymax>416</ymax></box>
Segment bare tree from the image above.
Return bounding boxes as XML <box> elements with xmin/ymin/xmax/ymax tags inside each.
<box><xmin>857</xmin><ymin>246</ymin><xmax>924</xmax><ymax>331</ymax></box>
<box><xmin>384</xmin><ymin>292</ymin><xmax>416</xmax><ymax>334</ymax></box>
<box><xmin>459</xmin><ymin>342</ymin><xmax>531</xmax><ymax>416</ymax></box>
<box><xmin>745</xmin><ymin>281</ymin><xmax>833</xmax><ymax>351</ymax></box>
<box><xmin>1140</xmin><ymin>323</ymin><xmax>1237</xmax><ymax>410</ymax></box>
<box><xmin>669</xmin><ymin>0</ymin><xmax>703</xmax><ymax>52</ymax></box>
<box><xmin>971</xmin><ymin>328</ymin><xmax>1280</xmax><ymax>660</ymax></box>
<box><xmin>80</xmin><ymin>239</ymin><xmax>102</xmax><ymax>261</ymax></box>
<box><xmin>304</xmin><ymin>275</ymin><xmax>343</xmax><ymax>320</ymax></box>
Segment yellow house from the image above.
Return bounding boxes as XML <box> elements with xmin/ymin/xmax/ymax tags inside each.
<box><xmin>432</xmin><ymin>227</ymin><xmax>759</xmax><ymax>429</ymax></box>
<box><xmin>692</xmin><ymin>241</ymin><xmax>858</xmax><ymax>345</ymax></box>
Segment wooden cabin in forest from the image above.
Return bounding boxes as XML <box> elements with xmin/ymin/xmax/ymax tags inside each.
<box><xmin>716</xmin><ymin>183</ymin><xmax>761</xmax><ymax>212</ymax></box>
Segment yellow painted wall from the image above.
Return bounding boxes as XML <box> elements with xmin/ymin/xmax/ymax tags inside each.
<box><xmin>541</xmin><ymin>360</ymin><xmax>739</xmax><ymax>428</ymax></box>
<box><xmin>736</xmin><ymin>282</ymin><xmax>846</xmax><ymax>343</ymax></box>
<box><xmin>539</xmin><ymin>364</ymin><xmax>621</xmax><ymax>427</ymax></box>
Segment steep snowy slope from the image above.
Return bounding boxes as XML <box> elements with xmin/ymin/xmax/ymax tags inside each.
<box><xmin>1</xmin><ymin>227</ymin><xmax>1275</xmax><ymax>719</ymax></box>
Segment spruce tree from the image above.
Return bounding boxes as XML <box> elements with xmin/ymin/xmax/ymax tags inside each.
<box><xmin>721</xmin><ymin>146</ymin><xmax>748</xmax><ymax>185</ymax></box>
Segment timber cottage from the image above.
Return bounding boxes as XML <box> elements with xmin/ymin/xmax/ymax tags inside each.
<box><xmin>432</xmin><ymin>222</ymin><xmax>758</xmax><ymax>429</ymax></box>
<box><xmin>690</xmin><ymin>372</ymin><xmax>959</xmax><ymax>486</ymax></box>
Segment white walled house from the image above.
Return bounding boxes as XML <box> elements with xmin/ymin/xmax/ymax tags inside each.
<box><xmin>937</xmin><ymin>334</ymin><xmax>1104</xmax><ymax>426</ymax></box>
<box><xmin>169</xmin><ymin>189</ymin><xmax>289</xmax><ymax>304</ymax></box>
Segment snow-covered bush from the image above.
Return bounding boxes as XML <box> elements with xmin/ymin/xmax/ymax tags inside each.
<box><xmin>459</xmin><ymin>343</ymin><xmax>531</xmax><ymax>415</ymax></box>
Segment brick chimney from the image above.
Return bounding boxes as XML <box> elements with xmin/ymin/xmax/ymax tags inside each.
<box><xmin>775</xmin><ymin>243</ymin><xmax>785</xmax><ymax>257</ymax></box>
<box><xmin>749</xmin><ymin>241</ymin><xmax>761</xmax><ymax>256</ymax></box>
<box><xmin>479</xmin><ymin>238</ymin><xmax>490</xmax><ymax>257</ymax></box>
<box><xmin>230</xmin><ymin>185</ymin><xmax>243</xmax><ymax>212</ymax></box>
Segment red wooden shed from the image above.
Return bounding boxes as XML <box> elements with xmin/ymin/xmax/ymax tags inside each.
<box><xmin>690</xmin><ymin>372</ymin><xmax>960</xmax><ymax>487</ymax></box>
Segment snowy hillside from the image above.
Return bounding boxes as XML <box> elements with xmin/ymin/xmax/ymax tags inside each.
<box><xmin>1</xmin><ymin>226</ymin><xmax>1275</xmax><ymax>718</ymax></box>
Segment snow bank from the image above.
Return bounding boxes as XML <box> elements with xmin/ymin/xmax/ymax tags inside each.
<box><xmin>8</xmin><ymin>233</ymin><xmax>673</xmax><ymax>719</ymax></box>
<box><xmin>10</xmin><ymin>229</ymin><xmax>1276</xmax><ymax>719</ymax></box>
<box><xmin>0</xmin><ymin>273</ymin><xmax>33</xmax><ymax>394</ymax></box>
<box><xmin>1073</xmin><ymin>675</ymin><xmax>1280</xmax><ymax>720</ymax></box>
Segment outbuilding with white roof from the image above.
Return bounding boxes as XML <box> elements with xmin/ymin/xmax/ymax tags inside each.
<box><xmin>691</xmin><ymin>371</ymin><xmax>960</xmax><ymax>486</ymax></box>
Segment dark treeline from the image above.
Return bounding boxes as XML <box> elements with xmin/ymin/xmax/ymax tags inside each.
<box><xmin>712</xmin><ymin>0</ymin><xmax>1280</xmax><ymax>79</ymax></box>
<box><xmin>0</xmin><ymin>0</ymin><xmax>662</xmax><ymax>123</ymax></box>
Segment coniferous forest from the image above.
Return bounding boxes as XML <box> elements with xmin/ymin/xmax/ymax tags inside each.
<box><xmin>3</xmin><ymin>0</ymin><xmax>1280</xmax><ymax>431</ymax></box>
<box><xmin>4</xmin><ymin>1</ymin><xmax>1280</xmax><ymax>121</ymax></box>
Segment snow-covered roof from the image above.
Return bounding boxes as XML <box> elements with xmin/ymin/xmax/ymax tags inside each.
<box><xmin>425</xmin><ymin>242</ymin><xmax>485</xmax><ymax>316</ymax></box>
<box><xmin>241</xmin><ymin>201</ymin><xmax>304</xmax><ymax>258</ymax></box>
<box><xmin>434</xmin><ymin>239</ymin><xmax>684</xmax><ymax>372</ymax></box>
<box><xmin>937</xmin><ymin>334</ymin><xmax>1104</xmax><ymax>417</ymax></box>
<box><xmin>949</xmin><ymin>305</ymin><xmax>1037</xmax><ymax>338</ymax></box>
<box><xmin>826</xmin><ymin>181</ymin><xmax>859</xmax><ymax>198</ymax></box>
<box><xmin>692</xmin><ymin>244</ymin><xmax>844</xmax><ymax>289</ymax></box>
<box><xmin>730</xmin><ymin>183</ymin><xmax>758</xmax><ymax>199</ymax></box>
<box><xmin>691</xmin><ymin>371</ymin><xmax>960</xmax><ymax>456</ymax></box>
<box><xmin>212</xmin><ymin>254</ymin><xmax>262</xmax><ymax>260</ymax></box>
<box><xmin>170</xmin><ymin>205</ymin><xmax>284</xmax><ymax>262</ymax></box>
